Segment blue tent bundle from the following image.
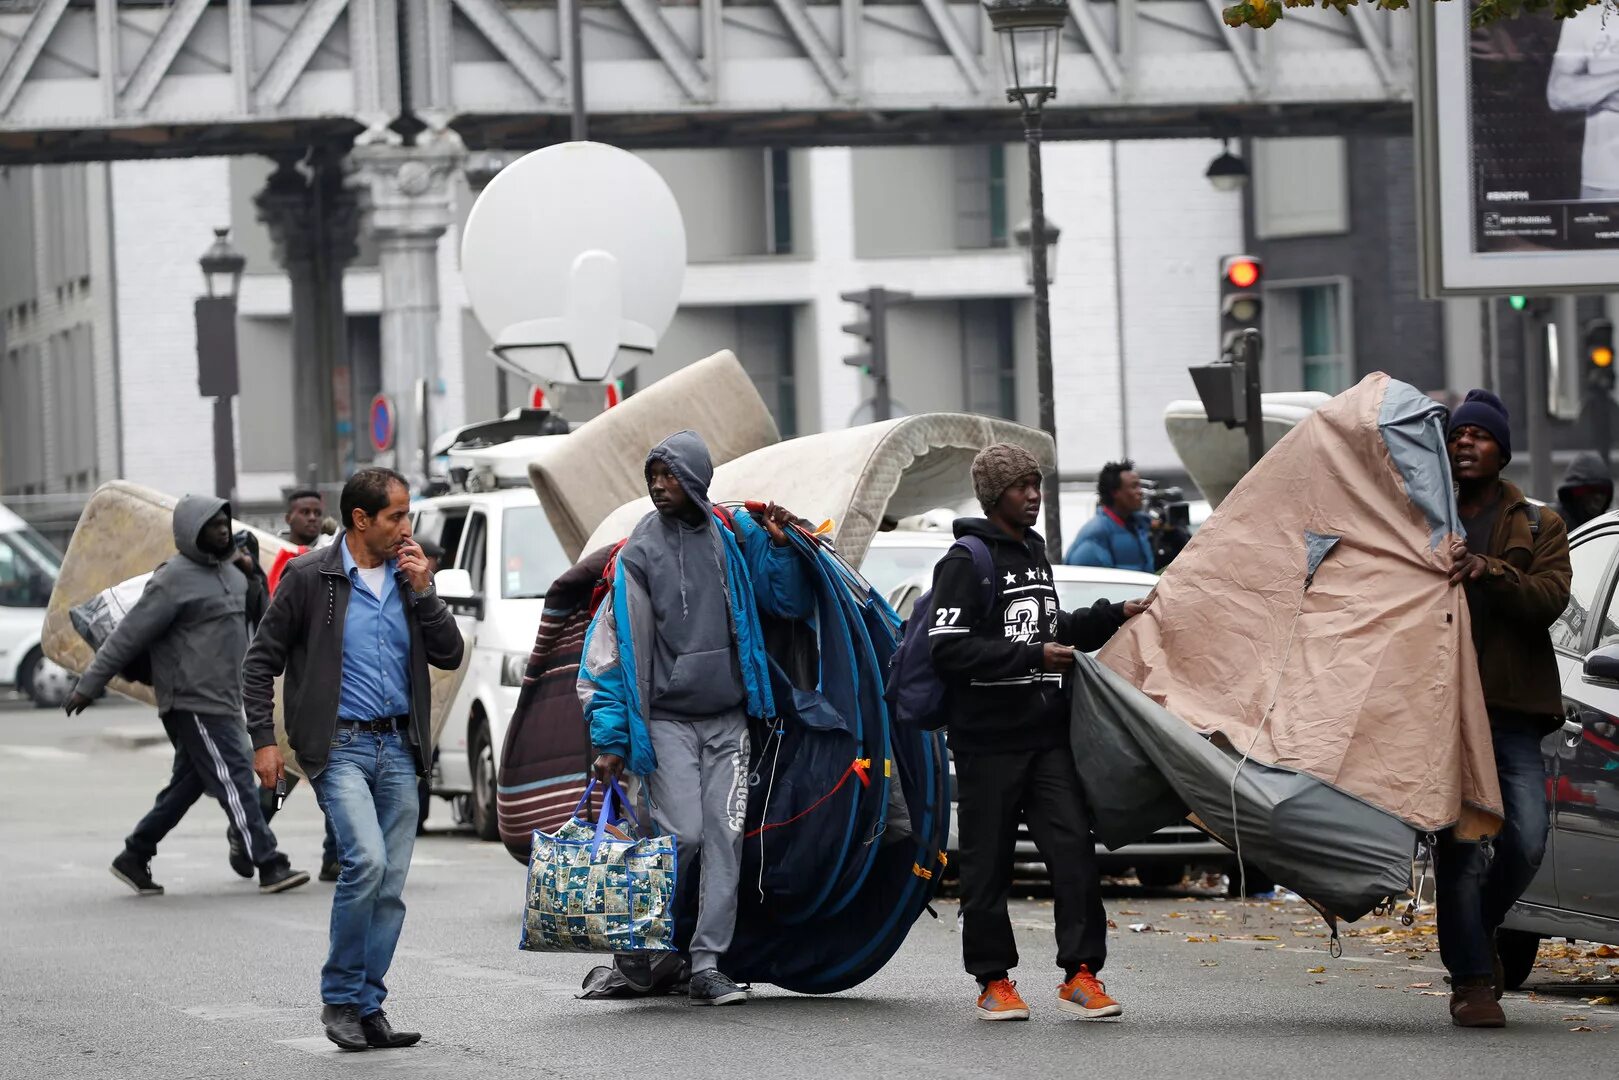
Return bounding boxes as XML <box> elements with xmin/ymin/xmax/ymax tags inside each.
<box><xmin>724</xmin><ymin>522</ymin><xmax>950</xmax><ymax>994</ymax></box>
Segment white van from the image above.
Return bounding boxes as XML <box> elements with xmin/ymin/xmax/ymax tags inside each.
<box><xmin>0</xmin><ymin>504</ymin><xmax>67</xmax><ymax>705</ymax></box>
<box><xmin>411</xmin><ymin>433</ymin><xmax>572</xmax><ymax>839</ymax></box>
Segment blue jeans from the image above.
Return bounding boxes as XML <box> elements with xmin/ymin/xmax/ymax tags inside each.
<box><xmin>309</xmin><ymin>728</ymin><xmax>419</xmax><ymax>1015</ymax></box>
<box><xmin>1434</xmin><ymin>726</ymin><xmax>1551</xmax><ymax>980</ymax></box>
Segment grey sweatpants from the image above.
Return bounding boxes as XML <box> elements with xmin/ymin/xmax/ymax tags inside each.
<box><xmin>645</xmin><ymin>711</ymin><xmax>750</xmax><ymax>974</ymax></box>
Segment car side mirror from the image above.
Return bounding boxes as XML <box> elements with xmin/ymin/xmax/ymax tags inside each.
<box><xmin>433</xmin><ymin>568</ymin><xmax>483</xmax><ymax>618</ymax></box>
<box><xmin>434</xmin><ymin>568</ymin><xmax>473</xmax><ymax>599</ymax></box>
<box><xmin>1583</xmin><ymin>643</ymin><xmax>1619</xmax><ymax>684</ymax></box>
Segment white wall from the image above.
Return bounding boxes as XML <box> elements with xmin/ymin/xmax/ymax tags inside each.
<box><xmin>111</xmin><ymin>157</ymin><xmax>233</xmax><ymax>497</ymax></box>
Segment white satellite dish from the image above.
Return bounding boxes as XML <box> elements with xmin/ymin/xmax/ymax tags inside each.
<box><xmin>461</xmin><ymin>142</ymin><xmax>687</xmax><ymax>384</ymax></box>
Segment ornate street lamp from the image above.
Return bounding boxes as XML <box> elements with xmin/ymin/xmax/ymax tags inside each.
<box><xmin>199</xmin><ymin>227</ymin><xmax>246</xmax><ymax>300</ymax></box>
<box><xmin>985</xmin><ymin>0</ymin><xmax>1068</xmax><ymax>551</ymax></box>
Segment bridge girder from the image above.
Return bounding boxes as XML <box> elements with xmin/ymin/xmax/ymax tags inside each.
<box><xmin>0</xmin><ymin>0</ymin><xmax>1413</xmax><ymax>165</ymax></box>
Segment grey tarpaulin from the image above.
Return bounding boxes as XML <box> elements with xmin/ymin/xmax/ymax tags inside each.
<box><xmin>1070</xmin><ymin>652</ymin><xmax>1417</xmax><ymax>922</ymax></box>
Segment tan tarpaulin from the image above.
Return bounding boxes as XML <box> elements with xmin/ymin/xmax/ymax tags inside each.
<box><xmin>527</xmin><ymin>350</ymin><xmax>780</xmax><ymax>559</ymax></box>
<box><xmin>582</xmin><ymin>414</ymin><xmax>1055</xmax><ymax>570</ymax></box>
<box><xmin>1099</xmin><ymin>374</ymin><xmax>1504</xmax><ymax>837</ymax></box>
<box><xmin>42</xmin><ymin>481</ymin><xmax>469</xmax><ymax>778</ymax></box>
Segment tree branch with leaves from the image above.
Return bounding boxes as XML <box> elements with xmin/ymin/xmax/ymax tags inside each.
<box><xmin>1222</xmin><ymin>0</ymin><xmax>1607</xmax><ymax>31</ymax></box>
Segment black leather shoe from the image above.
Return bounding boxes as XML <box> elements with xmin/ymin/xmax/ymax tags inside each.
<box><xmin>321</xmin><ymin>1004</ymin><xmax>368</xmax><ymax>1050</ymax></box>
<box><xmin>361</xmin><ymin>1010</ymin><xmax>422</xmax><ymax>1048</ymax></box>
<box><xmin>319</xmin><ymin>859</ymin><xmax>341</xmax><ymax>883</ymax></box>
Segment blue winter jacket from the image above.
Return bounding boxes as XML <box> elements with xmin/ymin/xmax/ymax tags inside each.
<box><xmin>578</xmin><ymin>432</ymin><xmax>813</xmax><ymax>776</ymax></box>
<box><xmin>1064</xmin><ymin>507</ymin><xmax>1155</xmax><ymax>572</ymax></box>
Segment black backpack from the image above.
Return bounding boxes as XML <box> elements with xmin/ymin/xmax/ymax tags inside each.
<box><xmin>884</xmin><ymin>537</ymin><xmax>996</xmax><ymax>730</ymax></box>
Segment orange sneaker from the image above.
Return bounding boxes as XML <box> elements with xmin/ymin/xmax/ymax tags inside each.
<box><xmin>975</xmin><ymin>978</ymin><xmax>1030</xmax><ymax>1021</ymax></box>
<box><xmin>1057</xmin><ymin>966</ymin><xmax>1122</xmax><ymax>1019</ymax></box>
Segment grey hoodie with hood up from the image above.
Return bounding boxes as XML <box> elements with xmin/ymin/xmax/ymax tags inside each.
<box><xmin>620</xmin><ymin>430</ymin><xmax>747</xmax><ymax>720</ymax></box>
<box><xmin>76</xmin><ymin>494</ymin><xmax>257</xmax><ymax>717</ymax></box>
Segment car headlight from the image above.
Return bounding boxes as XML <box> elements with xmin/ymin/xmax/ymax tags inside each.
<box><xmin>500</xmin><ymin>652</ymin><xmax>528</xmax><ymax>687</ymax></box>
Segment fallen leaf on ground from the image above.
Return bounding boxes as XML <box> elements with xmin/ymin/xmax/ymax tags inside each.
<box><xmin>1252</xmin><ymin>934</ymin><xmax>1280</xmax><ymax>941</ymax></box>
<box><xmin>1587</xmin><ymin>995</ymin><xmax>1618</xmax><ymax>1006</ymax></box>
<box><xmin>1562</xmin><ymin>1015</ymin><xmax>1589</xmax><ymax>1022</ymax></box>
<box><xmin>1117</xmin><ymin>909</ymin><xmax>1142</xmax><ymax>915</ymax></box>
<box><xmin>1307</xmin><ymin>966</ymin><xmax>1326</xmax><ymax>974</ymax></box>
<box><xmin>1128</xmin><ymin>923</ymin><xmax>1153</xmax><ymax>933</ymax></box>
<box><xmin>1106</xmin><ymin>919</ymin><xmax>1118</xmax><ymax>929</ymax></box>
<box><xmin>1408</xmin><ymin>982</ymin><xmax>1433</xmax><ymax>989</ymax></box>
<box><xmin>1570</xmin><ymin>1026</ymin><xmax>1595</xmax><ymax>1033</ymax></box>
<box><xmin>1592</xmin><ymin>945</ymin><xmax>1618</xmax><ymax>959</ymax></box>
<box><xmin>1200</xmin><ymin>959</ymin><xmax>1219</xmax><ymax>968</ymax></box>
<box><xmin>1419</xmin><ymin>991</ymin><xmax>1448</xmax><ymax>997</ymax></box>
<box><xmin>1375</xmin><ymin>985</ymin><xmax>1394</xmax><ymax>990</ymax></box>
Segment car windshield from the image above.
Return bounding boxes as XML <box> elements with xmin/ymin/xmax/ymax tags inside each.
<box><xmin>861</xmin><ymin>539</ymin><xmax>952</xmax><ymax>598</ymax></box>
<box><xmin>501</xmin><ymin>506</ymin><xmax>571</xmax><ymax>600</ymax></box>
<box><xmin>1057</xmin><ymin>581</ymin><xmax>1150</xmax><ymax>611</ymax></box>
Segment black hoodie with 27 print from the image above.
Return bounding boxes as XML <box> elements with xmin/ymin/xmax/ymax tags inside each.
<box><xmin>927</xmin><ymin>517</ymin><xmax>1129</xmax><ymax>755</ymax></box>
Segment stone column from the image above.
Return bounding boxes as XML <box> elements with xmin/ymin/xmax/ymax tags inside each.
<box><xmin>349</xmin><ymin>130</ymin><xmax>466</xmax><ymax>485</ymax></box>
<box><xmin>256</xmin><ymin>152</ymin><xmax>361</xmax><ymax>484</ymax></box>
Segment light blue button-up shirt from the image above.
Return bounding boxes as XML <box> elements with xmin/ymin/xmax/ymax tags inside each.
<box><xmin>338</xmin><ymin>539</ymin><xmax>412</xmax><ymax>722</ymax></box>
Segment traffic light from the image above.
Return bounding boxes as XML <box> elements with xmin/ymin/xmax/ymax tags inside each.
<box><xmin>1219</xmin><ymin>255</ymin><xmax>1263</xmax><ymax>360</ymax></box>
<box><xmin>841</xmin><ymin>287</ymin><xmax>910</xmax><ymax>421</ymax></box>
<box><xmin>1586</xmin><ymin>318</ymin><xmax>1615</xmax><ymax>393</ymax></box>
<box><xmin>1508</xmin><ymin>295</ymin><xmax>1528</xmax><ymax>312</ymax></box>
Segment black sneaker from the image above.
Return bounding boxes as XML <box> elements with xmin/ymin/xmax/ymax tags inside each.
<box><xmin>688</xmin><ymin>969</ymin><xmax>747</xmax><ymax>1006</ymax></box>
<box><xmin>226</xmin><ymin>827</ymin><xmax>254</xmax><ymax>879</ymax></box>
<box><xmin>319</xmin><ymin>859</ymin><xmax>341</xmax><ymax>883</ymax></box>
<box><xmin>110</xmin><ymin>850</ymin><xmax>163</xmax><ymax>896</ymax></box>
<box><xmin>259</xmin><ymin>858</ymin><xmax>311</xmax><ymax>894</ymax></box>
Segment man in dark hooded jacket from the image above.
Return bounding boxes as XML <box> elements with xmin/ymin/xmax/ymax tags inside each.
<box><xmin>66</xmin><ymin>495</ymin><xmax>308</xmax><ymax>897</ymax></box>
<box><xmin>583</xmin><ymin>430</ymin><xmax>811</xmax><ymax>1006</ymax></box>
<box><xmin>1551</xmin><ymin>451</ymin><xmax>1614</xmax><ymax>532</ymax></box>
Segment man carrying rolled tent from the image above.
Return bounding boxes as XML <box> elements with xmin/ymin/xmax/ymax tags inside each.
<box><xmin>581</xmin><ymin>430</ymin><xmax>812</xmax><ymax>1006</ymax></box>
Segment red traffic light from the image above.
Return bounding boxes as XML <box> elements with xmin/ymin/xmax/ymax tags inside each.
<box><xmin>1224</xmin><ymin>257</ymin><xmax>1261</xmax><ymax>290</ymax></box>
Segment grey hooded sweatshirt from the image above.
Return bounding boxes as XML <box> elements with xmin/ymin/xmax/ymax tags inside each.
<box><xmin>620</xmin><ymin>430</ymin><xmax>747</xmax><ymax>721</ymax></box>
<box><xmin>76</xmin><ymin>494</ymin><xmax>255</xmax><ymax>717</ymax></box>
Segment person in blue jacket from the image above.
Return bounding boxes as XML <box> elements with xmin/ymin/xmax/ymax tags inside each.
<box><xmin>580</xmin><ymin>429</ymin><xmax>812</xmax><ymax>1006</ymax></box>
<box><xmin>1065</xmin><ymin>460</ymin><xmax>1155</xmax><ymax>572</ymax></box>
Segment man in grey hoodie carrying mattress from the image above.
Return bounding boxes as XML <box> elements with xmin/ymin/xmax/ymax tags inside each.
<box><xmin>66</xmin><ymin>494</ymin><xmax>309</xmax><ymax>897</ymax></box>
<box><xmin>582</xmin><ymin>430</ymin><xmax>812</xmax><ymax>1006</ymax></box>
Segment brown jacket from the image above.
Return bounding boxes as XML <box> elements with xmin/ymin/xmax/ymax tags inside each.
<box><xmin>1464</xmin><ymin>479</ymin><xmax>1572</xmax><ymax>731</ymax></box>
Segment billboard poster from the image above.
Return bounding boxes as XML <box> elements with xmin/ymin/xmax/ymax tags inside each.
<box><xmin>1418</xmin><ymin>3</ymin><xmax>1619</xmax><ymax>293</ymax></box>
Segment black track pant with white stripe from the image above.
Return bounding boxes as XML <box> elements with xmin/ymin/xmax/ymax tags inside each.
<box><xmin>125</xmin><ymin>709</ymin><xmax>282</xmax><ymax>868</ymax></box>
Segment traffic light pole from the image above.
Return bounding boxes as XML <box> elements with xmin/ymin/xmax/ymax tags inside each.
<box><xmin>871</xmin><ymin>290</ymin><xmax>893</xmax><ymax>423</ymax></box>
<box><xmin>1023</xmin><ymin>104</ymin><xmax>1062</xmax><ymax>554</ymax></box>
<box><xmin>1240</xmin><ymin>329</ymin><xmax>1264</xmax><ymax>469</ymax></box>
<box><xmin>1523</xmin><ymin>299</ymin><xmax>1554</xmax><ymax>502</ymax></box>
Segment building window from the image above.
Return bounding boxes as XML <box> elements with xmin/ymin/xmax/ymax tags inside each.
<box><xmin>962</xmin><ymin>299</ymin><xmax>1016</xmax><ymax>419</ymax></box>
<box><xmin>768</xmin><ymin>149</ymin><xmax>792</xmax><ymax>255</ymax></box>
<box><xmin>987</xmin><ymin>146</ymin><xmax>1008</xmax><ymax>248</ymax></box>
<box><xmin>1266</xmin><ymin>279</ymin><xmax>1354</xmax><ymax>395</ymax></box>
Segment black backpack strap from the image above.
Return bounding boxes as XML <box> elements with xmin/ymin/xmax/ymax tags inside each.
<box><xmin>1525</xmin><ymin>503</ymin><xmax>1540</xmax><ymax>538</ymax></box>
<box><xmin>952</xmin><ymin>536</ymin><xmax>998</xmax><ymax>614</ymax></box>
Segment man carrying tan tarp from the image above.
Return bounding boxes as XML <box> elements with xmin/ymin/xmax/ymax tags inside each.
<box><xmin>1070</xmin><ymin>373</ymin><xmax>1569</xmax><ymax>1027</ymax></box>
<box><xmin>1440</xmin><ymin>389</ymin><xmax>1571</xmax><ymax>1028</ymax></box>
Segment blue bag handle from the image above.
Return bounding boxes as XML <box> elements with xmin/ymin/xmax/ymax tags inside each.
<box><xmin>584</xmin><ymin>776</ymin><xmax>644</xmax><ymax>859</ymax></box>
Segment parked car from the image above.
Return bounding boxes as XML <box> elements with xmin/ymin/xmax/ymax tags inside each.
<box><xmin>0</xmin><ymin>503</ymin><xmax>70</xmax><ymax>706</ymax></box>
<box><xmin>1498</xmin><ymin>511</ymin><xmax>1619</xmax><ymax>987</ymax></box>
<box><xmin>886</xmin><ymin>559</ymin><xmax>1254</xmax><ymax>893</ymax></box>
<box><xmin>411</xmin><ymin>434</ymin><xmax>572</xmax><ymax>840</ymax></box>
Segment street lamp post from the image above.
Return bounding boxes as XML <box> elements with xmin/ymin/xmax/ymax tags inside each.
<box><xmin>196</xmin><ymin>228</ymin><xmax>246</xmax><ymax>502</ymax></box>
<box><xmin>985</xmin><ymin>0</ymin><xmax>1068</xmax><ymax>554</ymax></box>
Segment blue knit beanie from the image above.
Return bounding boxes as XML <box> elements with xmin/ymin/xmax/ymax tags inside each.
<box><xmin>1448</xmin><ymin>389</ymin><xmax>1512</xmax><ymax>464</ymax></box>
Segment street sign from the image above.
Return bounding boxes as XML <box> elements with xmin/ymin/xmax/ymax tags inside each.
<box><xmin>461</xmin><ymin>142</ymin><xmax>686</xmax><ymax>384</ymax></box>
<box><xmin>370</xmin><ymin>394</ymin><xmax>395</xmax><ymax>453</ymax></box>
